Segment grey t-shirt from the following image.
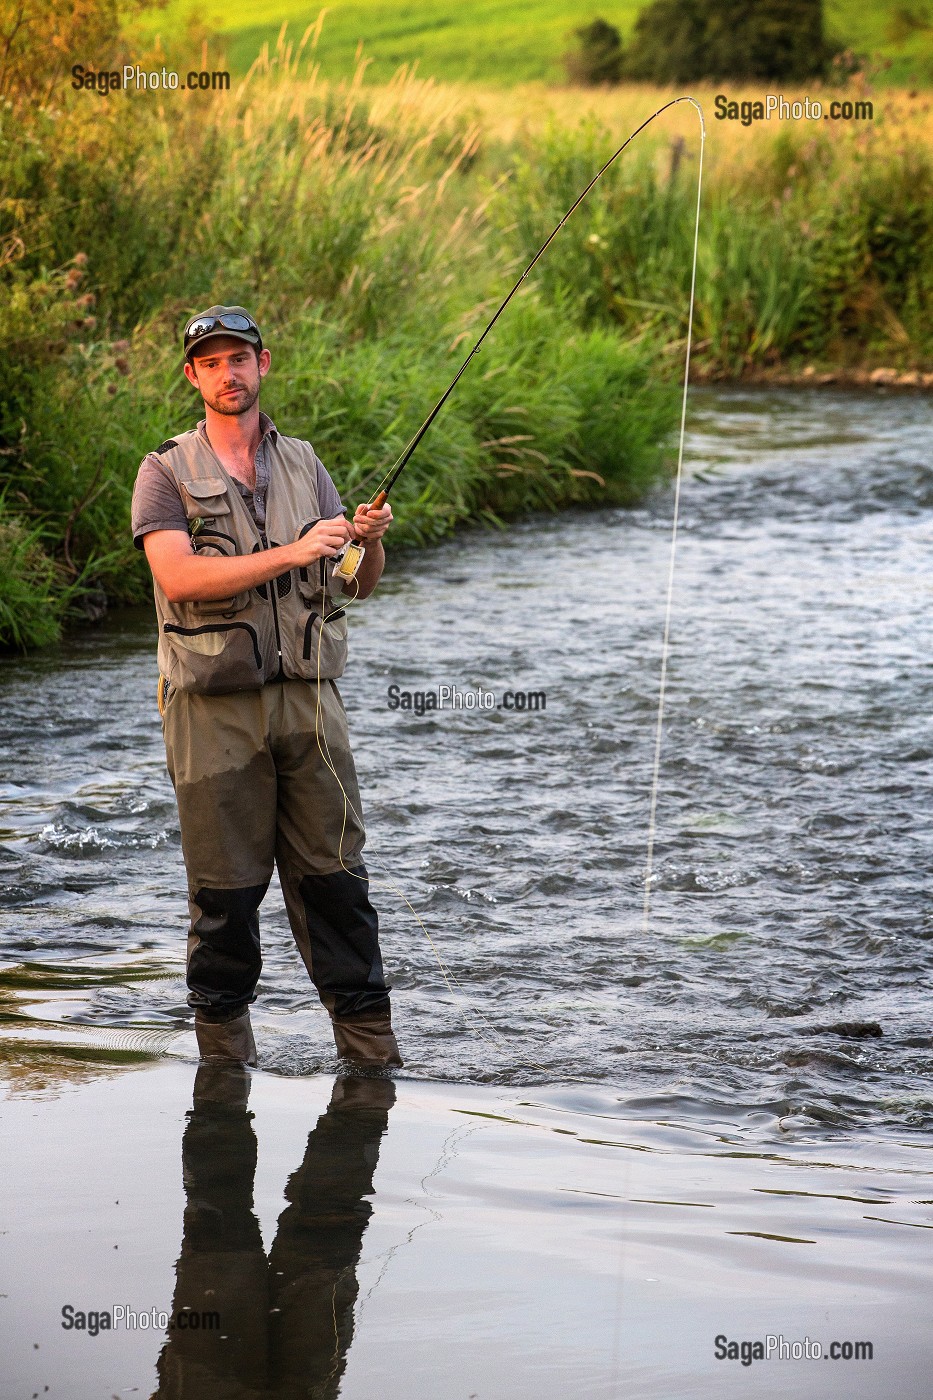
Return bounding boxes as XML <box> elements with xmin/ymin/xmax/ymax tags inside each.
<box><xmin>131</xmin><ymin>413</ymin><xmax>344</xmax><ymax>547</ymax></box>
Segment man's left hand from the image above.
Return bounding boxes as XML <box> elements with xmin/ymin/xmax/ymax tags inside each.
<box><xmin>352</xmin><ymin>502</ymin><xmax>393</xmax><ymax>543</ymax></box>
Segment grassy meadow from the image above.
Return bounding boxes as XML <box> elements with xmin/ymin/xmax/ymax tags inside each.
<box><xmin>2</xmin><ymin>16</ymin><xmax>932</xmax><ymax>648</ymax></box>
<box><xmin>132</xmin><ymin>0</ymin><xmax>933</xmax><ymax>87</ymax></box>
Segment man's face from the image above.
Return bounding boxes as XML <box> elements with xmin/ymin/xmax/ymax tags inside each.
<box><xmin>183</xmin><ymin>336</ymin><xmax>271</xmax><ymax>416</ymax></box>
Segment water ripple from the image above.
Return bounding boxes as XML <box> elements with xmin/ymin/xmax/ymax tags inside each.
<box><xmin>0</xmin><ymin>388</ymin><xmax>931</xmax><ymax>1139</ymax></box>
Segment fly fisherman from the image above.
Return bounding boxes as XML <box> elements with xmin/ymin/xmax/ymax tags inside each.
<box><xmin>131</xmin><ymin>306</ymin><xmax>402</xmax><ymax>1069</ymax></box>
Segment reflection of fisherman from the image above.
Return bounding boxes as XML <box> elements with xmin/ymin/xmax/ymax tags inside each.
<box><xmin>153</xmin><ymin>1066</ymin><xmax>395</xmax><ymax>1399</ymax></box>
<box><xmin>131</xmin><ymin>306</ymin><xmax>401</xmax><ymax>1067</ymax></box>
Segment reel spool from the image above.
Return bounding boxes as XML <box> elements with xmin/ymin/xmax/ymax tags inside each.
<box><xmin>332</xmin><ymin>490</ymin><xmax>388</xmax><ymax>584</ymax></box>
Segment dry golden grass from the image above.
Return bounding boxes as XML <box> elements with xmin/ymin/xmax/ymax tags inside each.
<box><xmin>376</xmin><ymin>76</ymin><xmax>933</xmax><ymax>175</ymax></box>
<box><xmin>229</xmin><ymin>33</ymin><xmax>933</xmax><ymax>197</ymax></box>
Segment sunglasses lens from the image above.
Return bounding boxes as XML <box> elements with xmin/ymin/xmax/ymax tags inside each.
<box><xmin>184</xmin><ymin>318</ymin><xmax>217</xmax><ymax>342</ymax></box>
<box><xmin>184</xmin><ymin>313</ymin><xmax>259</xmax><ymax>354</ymax></box>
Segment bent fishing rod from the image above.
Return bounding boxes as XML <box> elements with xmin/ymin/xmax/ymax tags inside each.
<box><xmin>333</xmin><ymin>94</ymin><xmax>705</xmax><ymax>585</ymax></box>
<box><xmin>319</xmin><ymin>96</ymin><xmax>705</xmax><ymax>1078</ymax></box>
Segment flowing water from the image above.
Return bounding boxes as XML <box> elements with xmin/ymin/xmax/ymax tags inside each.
<box><xmin>2</xmin><ymin>386</ymin><xmax>933</xmax><ymax>1400</ymax></box>
<box><xmin>1</xmin><ymin>385</ymin><xmax>932</xmax><ymax>1127</ymax></box>
<box><xmin>1</xmin><ymin>392</ymin><xmax>930</xmax><ymax>1125</ymax></box>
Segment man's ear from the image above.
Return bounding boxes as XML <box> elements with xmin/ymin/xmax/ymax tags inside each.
<box><xmin>258</xmin><ymin>347</ymin><xmax>271</xmax><ymax>379</ymax></box>
<box><xmin>183</xmin><ymin>360</ymin><xmax>199</xmax><ymax>389</ymax></box>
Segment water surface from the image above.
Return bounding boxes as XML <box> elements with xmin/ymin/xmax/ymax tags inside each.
<box><xmin>1</xmin><ymin>385</ymin><xmax>931</xmax><ymax>1129</ymax></box>
<box><xmin>1</xmin><ymin>386</ymin><xmax>932</xmax><ymax>1398</ymax></box>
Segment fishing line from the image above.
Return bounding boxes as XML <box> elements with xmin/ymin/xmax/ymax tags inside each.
<box><xmin>354</xmin><ymin>1117</ymin><xmax>481</xmax><ymax>1322</ymax></box>
<box><xmin>642</xmin><ymin>101</ymin><xmax>705</xmax><ymax>934</ymax></box>
<box><xmin>312</xmin><ymin>96</ymin><xmax>706</xmax><ymax>1070</ymax></box>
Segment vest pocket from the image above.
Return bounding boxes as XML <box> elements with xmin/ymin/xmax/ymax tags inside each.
<box><xmin>191</xmin><ymin>534</ymin><xmax>249</xmax><ymax>617</ymax></box>
<box><xmin>296</xmin><ymin>552</ymin><xmax>337</xmax><ymax>606</ymax></box>
<box><xmin>300</xmin><ymin>606</ymin><xmax>348</xmax><ymax>679</ymax></box>
<box><xmin>180</xmin><ymin>478</ymin><xmax>233</xmax><ymax>519</ymax></box>
<box><xmin>163</xmin><ymin>621</ymin><xmax>264</xmax><ymax>693</ymax></box>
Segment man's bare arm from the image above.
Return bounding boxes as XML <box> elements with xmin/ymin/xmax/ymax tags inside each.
<box><xmin>144</xmin><ymin>517</ymin><xmax>352</xmax><ymax>603</ymax></box>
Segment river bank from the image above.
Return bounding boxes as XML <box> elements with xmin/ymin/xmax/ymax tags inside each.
<box><xmin>2</xmin><ymin>59</ymin><xmax>931</xmax><ymax>649</ymax></box>
<box><xmin>698</xmin><ymin>366</ymin><xmax>933</xmax><ymax>388</ymax></box>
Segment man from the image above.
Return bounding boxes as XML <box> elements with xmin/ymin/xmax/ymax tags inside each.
<box><xmin>131</xmin><ymin>305</ymin><xmax>402</xmax><ymax>1069</ymax></box>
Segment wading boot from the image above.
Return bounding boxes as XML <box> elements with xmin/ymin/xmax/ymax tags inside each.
<box><xmin>331</xmin><ymin>1013</ymin><xmax>403</xmax><ymax>1068</ymax></box>
<box><xmin>194</xmin><ymin>1007</ymin><xmax>258</xmax><ymax>1067</ymax></box>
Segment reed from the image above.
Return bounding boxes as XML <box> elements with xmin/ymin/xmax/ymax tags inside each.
<box><xmin>1</xmin><ymin>45</ymin><xmax>930</xmax><ymax>648</ymax></box>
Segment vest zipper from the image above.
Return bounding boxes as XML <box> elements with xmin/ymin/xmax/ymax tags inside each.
<box><xmin>260</xmin><ymin>531</ymin><xmax>284</xmax><ymax>679</ymax></box>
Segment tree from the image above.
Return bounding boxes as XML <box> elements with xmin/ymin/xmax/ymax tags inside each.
<box><xmin>0</xmin><ymin>0</ymin><xmax>155</xmax><ymax>107</ymax></box>
<box><xmin>563</xmin><ymin>18</ymin><xmax>625</xmax><ymax>86</ymax></box>
<box><xmin>625</xmin><ymin>0</ymin><xmax>835</xmax><ymax>83</ymax></box>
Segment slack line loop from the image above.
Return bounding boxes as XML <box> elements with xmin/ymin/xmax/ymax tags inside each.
<box><xmin>324</xmin><ymin>98</ymin><xmax>706</xmax><ymax>1062</ymax></box>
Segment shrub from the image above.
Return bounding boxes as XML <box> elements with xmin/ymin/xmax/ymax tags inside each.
<box><xmin>563</xmin><ymin>19</ymin><xmax>625</xmax><ymax>87</ymax></box>
<box><xmin>625</xmin><ymin>0</ymin><xmax>835</xmax><ymax>83</ymax></box>
<box><xmin>0</xmin><ymin>0</ymin><xmax>149</xmax><ymax>108</ymax></box>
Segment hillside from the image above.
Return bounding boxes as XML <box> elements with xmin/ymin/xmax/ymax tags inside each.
<box><xmin>131</xmin><ymin>0</ymin><xmax>933</xmax><ymax>87</ymax></box>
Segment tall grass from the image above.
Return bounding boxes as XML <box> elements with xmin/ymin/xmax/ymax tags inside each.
<box><xmin>2</xmin><ymin>47</ymin><xmax>931</xmax><ymax>649</ymax></box>
<box><xmin>0</xmin><ymin>52</ymin><xmax>677</xmax><ymax>648</ymax></box>
<box><xmin>0</xmin><ymin>513</ymin><xmax>64</xmax><ymax>649</ymax></box>
<box><xmin>497</xmin><ymin>99</ymin><xmax>933</xmax><ymax>372</ymax></box>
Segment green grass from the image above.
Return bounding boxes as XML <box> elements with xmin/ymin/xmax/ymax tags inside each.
<box><xmin>131</xmin><ymin>0</ymin><xmax>933</xmax><ymax>86</ymax></box>
<box><xmin>3</xmin><ymin>47</ymin><xmax>932</xmax><ymax>650</ymax></box>
<box><xmin>0</xmin><ymin>72</ymin><xmax>680</xmax><ymax>649</ymax></box>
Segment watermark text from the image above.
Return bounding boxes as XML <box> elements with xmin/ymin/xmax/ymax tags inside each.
<box><xmin>71</xmin><ymin>64</ymin><xmax>230</xmax><ymax>95</ymax></box>
<box><xmin>715</xmin><ymin>1333</ymin><xmax>874</xmax><ymax>1366</ymax></box>
<box><xmin>387</xmin><ymin>683</ymin><xmax>547</xmax><ymax>715</ymax></box>
<box><xmin>715</xmin><ymin>94</ymin><xmax>873</xmax><ymax>126</ymax></box>
<box><xmin>62</xmin><ymin>1304</ymin><xmax>220</xmax><ymax>1336</ymax></box>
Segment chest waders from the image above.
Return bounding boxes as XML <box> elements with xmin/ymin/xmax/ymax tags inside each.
<box><xmin>148</xmin><ymin>426</ymin><xmax>402</xmax><ymax>1068</ymax></box>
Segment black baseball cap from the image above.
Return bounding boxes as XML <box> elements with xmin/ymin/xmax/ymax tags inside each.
<box><xmin>183</xmin><ymin>305</ymin><xmax>263</xmax><ymax>361</ymax></box>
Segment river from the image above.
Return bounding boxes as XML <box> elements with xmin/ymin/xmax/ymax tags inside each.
<box><xmin>1</xmin><ymin>385</ymin><xmax>932</xmax><ymax>1399</ymax></box>
<box><xmin>2</xmin><ymin>386</ymin><xmax>932</xmax><ymax>1124</ymax></box>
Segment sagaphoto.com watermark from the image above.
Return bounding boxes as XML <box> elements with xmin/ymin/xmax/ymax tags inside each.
<box><xmin>387</xmin><ymin>683</ymin><xmax>547</xmax><ymax>716</ymax></box>
<box><xmin>70</xmin><ymin>64</ymin><xmax>230</xmax><ymax>95</ymax></box>
<box><xmin>715</xmin><ymin>93</ymin><xmax>874</xmax><ymax>126</ymax></box>
<box><xmin>715</xmin><ymin>1333</ymin><xmax>874</xmax><ymax>1366</ymax></box>
<box><xmin>62</xmin><ymin>1303</ymin><xmax>221</xmax><ymax>1336</ymax></box>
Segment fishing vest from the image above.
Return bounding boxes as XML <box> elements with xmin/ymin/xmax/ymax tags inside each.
<box><xmin>150</xmin><ymin>427</ymin><xmax>348</xmax><ymax>694</ymax></box>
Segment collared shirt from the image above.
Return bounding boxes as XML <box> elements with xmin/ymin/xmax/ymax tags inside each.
<box><xmin>131</xmin><ymin>413</ymin><xmax>344</xmax><ymax>549</ymax></box>
<box><xmin>201</xmin><ymin>410</ymin><xmax>276</xmax><ymax>529</ymax></box>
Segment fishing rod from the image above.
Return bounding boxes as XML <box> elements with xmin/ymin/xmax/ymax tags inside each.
<box><xmin>316</xmin><ymin>94</ymin><xmax>704</xmax><ymax>1082</ymax></box>
<box><xmin>333</xmin><ymin>94</ymin><xmax>705</xmax><ymax>583</ymax></box>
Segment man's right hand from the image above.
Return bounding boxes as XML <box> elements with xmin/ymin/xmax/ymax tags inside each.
<box><xmin>292</xmin><ymin>516</ymin><xmax>353</xmax><ymax>565</ymax></box>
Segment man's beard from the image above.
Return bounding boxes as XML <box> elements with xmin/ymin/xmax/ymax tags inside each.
<box><xmin>205</xmin><ymin>381</ymin><xmax>261</xmax><ymax>416</ymax></box>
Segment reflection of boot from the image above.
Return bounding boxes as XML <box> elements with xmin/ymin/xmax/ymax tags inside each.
<box><xmin>194</xmin><ymin>1008</ymin><xmax>258</xmax><ymax>1067</ymax></box>
<box><xmin>192</xmin><ymin>1061</ymin><xmax>252</xmax><ymax>1112</ymax></box>
<box><xmin>154</xmin><ymin>1061</ymin><xmax>267</xmax><ymax>1399</ymax></box>
<box><xmin>328</xmin><ymin>1074</ymin><xmax>397</xmax><ymax>1113</ymax></box>
<box><xmin>331</xmin><ymin>1012</ymin><xmax>403</xmax><ymax>1067</ymax></box>
<box><xmin>268</xmin><ymin>1073</ymin><xmax>395</xmax><ymax>1396</ymax></box>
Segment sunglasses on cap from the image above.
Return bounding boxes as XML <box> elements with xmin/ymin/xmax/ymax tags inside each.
<box><xmin>183</xmin><ymin>312</ymin><xmax>262</xmax><ymax>355</ymax></box>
